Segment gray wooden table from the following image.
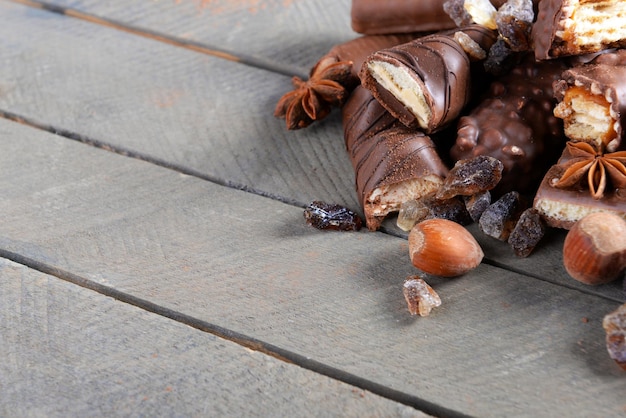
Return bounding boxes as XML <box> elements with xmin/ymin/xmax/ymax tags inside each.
<box><xmin>1</xmin><ymin>0</ymin><xmax>624</xmax><ymax>416</ymax></box>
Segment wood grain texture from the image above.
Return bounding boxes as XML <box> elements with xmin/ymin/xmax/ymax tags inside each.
<box><xmin>1</xmin><ymin>118</ymin><xmax>625</xmax><ymax>416</ymax></box>
<box><xmin>0</xmin><ymin>0</ymin><xmax>360</xmax><ymax>211</ymax></box>
<box><xmin>2</xmin><ymin>0</ymin><xmax>622</xmax><ymax>300</ymax></box>
<box><xmin>11</xmin><ymin>0</ymin><xmax>357</xmax><ymax>76</ymax></box>
<box><xmin>383</xmin><ymin>220</ymin><xmax>625</xmax><ymax>303</ymax></box>
<box><xmin>0</xmin><ymin>259</ymin><xmax>427</xmax><ymax>417</ymax></box>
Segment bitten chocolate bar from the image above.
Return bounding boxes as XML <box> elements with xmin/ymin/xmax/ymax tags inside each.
<box><xmin>553</xmin><ymin>50</ymin><xmax>626</xmax><ymax>153</ymax></box>
<box><xmin>533</xmin><ymin>141</ymin><xmax>626</xmax><ymax>229</ymax></box>
<box><xmin>359</xmin><ymin>25</ymin><xmax>496</xmax><ymax>133</ymax></box>
<box><xmin>532</xmin><ymin>0</ymin><xmax>626</xmax><ymax>60</ymax></box>
<box><xmin>274</xmin><ymin>33</ymin><xmax>418</xmax><ymax>130</ymax></box>
<box><xmin>343</xmin><ymin>86</ymin><xmax>449</xmax><ymax>231</ymax></box>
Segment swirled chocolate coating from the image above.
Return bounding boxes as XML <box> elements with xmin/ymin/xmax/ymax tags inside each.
<box><xmin>450</xmin><ymin>55</ymin><xmax>568</xmax><ymax>195</ymax></box>
<box><xmin>343</xmin><ymin>87</ymin><xmax>450</xmax><ymax>230</ymax></box>
<box><xmin>359</xmin><ymin>25</ymin><xmax>497</xmax><ymax>133</ymax></box>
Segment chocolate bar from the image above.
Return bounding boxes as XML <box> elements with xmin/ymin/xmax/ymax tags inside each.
<box><xmin>351</xmin><ymin>0</ymin><xmax>456</xmax><ymax>35</ymax></box>
<box><xmin>359</xmin><ymin>25</ymin><xmax>497</xmax><ymax>133</ymax></box>
<box><xmin>533</xmin><ymin>141</ymin><xmax>626</xmax><ymax>229</ymax></box>
<box><xmin>553</xmin><ymin>50</ymin><xmax>626</xmax><ymax>152</ymax></box>
<box><xmin>350</xmin><ymin>0</ymin><xmax>536</xmax><ymax>35</ymax></box>
<box><xmin>274</xmin><ymin>33</ymin><xmax>418</xmax><ymax>130</ymax></box>
<box><xmin>343</xmin><ymin>86</ymin><xmax>449</xmax><ymax>231</ymax></box>
<box><xmin>450</xmin><ymin>55</ymin><xmax>568</xmax><ymax>195</ymax></box>
<box><xmin>532</xmin><ymin>0</ymin><xmax>626</xmax><ymax>60</ymax></box>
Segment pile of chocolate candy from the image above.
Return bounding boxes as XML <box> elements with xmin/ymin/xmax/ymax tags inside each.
<box><xmin>279</xmin><ymin>0</ymin><xmax>626</xmax><ymax>369</ymax></box>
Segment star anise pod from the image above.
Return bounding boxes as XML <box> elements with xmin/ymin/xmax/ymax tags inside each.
<box><xmin>552</xmin><ymin>141</ymin><xmax>626</xmax><ymax>199</ymax></box>
<box><xmin>274</xmin><ymin>60</ymin><xmax>353</xmax><ymax>130</ymax></box>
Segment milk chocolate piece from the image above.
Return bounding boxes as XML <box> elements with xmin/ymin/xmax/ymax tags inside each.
<box><xmin>532</xmin><ymin>0</ymin><xmax>626</xmax><ymax>60</ymax></box>
<box><xmin>451</xmin><ymin>55</ymin><xmax>568</xmax><ymax>195</ymax></box>
<box><xmin>533</xmin><ymin>143</ymin><xmax>626</xmax><ymax>229</ymax></box>
<box><xmin>553</xmin><ymin>50</ymin><xmax>626</xmax><ymax>152</ymax></box>
<box><xmin>351</xmin><ymin>0</ymin><xmax>456</xmax><ymax>35</ymax></box>
<box><xmin>343</xmin><ymin>87</ymin><xmax>450</xmax><ymax>231</ymax></box>
<box><xmin>274</xmin><ymin>33</ymin><xmax>418</xmax><ymax>130</ymax></box>
<box><xmin>360</xmin><ymin>25</ymin><xmax>497</xmax><ymax>133</ymax></box>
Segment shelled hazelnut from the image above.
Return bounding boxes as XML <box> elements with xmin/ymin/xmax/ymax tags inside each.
<box><xmin>408</xmin><ymin>218</ymin><xmax>484</xmax><ymax>277</ymax></box>
<box><xmin>562</xmin><ymin>212</ymin><xmax>626</xmax><ymax>285</ymax></box>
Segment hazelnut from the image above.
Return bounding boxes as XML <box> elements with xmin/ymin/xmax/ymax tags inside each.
<box><xmin>563</xmin><ymin>212</ymin><xmax>626</xmax><ymax>285</ymax></box>
<box><xmin>408</xmin><ymin>218</ymin><xmax>484</xmax><ymax>277</ymax></box>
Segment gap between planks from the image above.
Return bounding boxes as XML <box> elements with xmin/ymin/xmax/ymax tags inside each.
<box><xmin>4</xmin><ymin>0</ymin><xmax>309</xmax><ymax>79</ymax></box>
<box><xmin>0</xmin><ymin>108</ymin><xmax>621</xmax><ymax>306</ymax></box>
<box><xmin>0</xmin><ymin>247</ymin><xmax>470</xmax><ymax>418</ymax></box>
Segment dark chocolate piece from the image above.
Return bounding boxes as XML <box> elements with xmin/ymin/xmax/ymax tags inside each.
<box><xmin>343</xmin><ymin>87</ymin><xmax>450</xmax><ymax>231</ymax></box>
<box><xmin>553</xmin><ymin>50</ymin><xmax>626</xmax><ymax>152</ymax></box>
<box><xmin>359</xmin><ymin>25</ymin><xmax>497</xmax><ymax>133</ymax></box>
<box><xmin>351</xmin><ymin>0</ymin><xmax>456</xmax><ymax>35</ymax></box>
<box><xmin>532</xmin><ymin>0</ymin><xmax>626</xmax><ymax>60</ymax></box>
<box><xmin>274</xmin><ymin>33</ymin><xmax>418</xmax><ymax>130</ymax></box>
<box><xmin>451</xmin><ymin>55</ymin><xmax>568</xmax><ymax>195</ymax></box>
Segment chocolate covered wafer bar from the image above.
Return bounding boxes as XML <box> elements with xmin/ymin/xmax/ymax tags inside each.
<box><xmin>553</xmin><ymin>50</ymin><xmax>626</xmax><ymax>152</ymax></box>
<box><xmin>351</xmin><ymin>0</ymin><xmax>456</xmax><ymax>35</ymax></box>
<box><xmin>532</xmin><ymin>0</ymin><xmax>626</xmax><ymax>60</ymax></box>
<box><xmin>533</xmin><ymin>141</ymin><xmax>626</xmax><ymax>229</ymax></box>
<box><xmin>343</xmin><ymin>86</ymin><xmax>449</xmax><ymax>230</ymax></box>
<box><xmin>275</xmin><ymin>33</ymin><xmax>418</xmax><ymax>130</ymax></box>
<box><xmin>451</xmin><ymin>55</ymin><xmax>568</xmax><ymax>195</ymax></box>
<box><xmin>359</xmin><ymin>25</ymin><xmax>497</xmax><ymax>133</ymax></box>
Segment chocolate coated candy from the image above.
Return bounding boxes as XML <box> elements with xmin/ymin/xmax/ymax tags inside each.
<box><xmin>451</xmin><ymin>55</ymin><xmax>568</xmax><ymax>195</ymax></box>
<box><xmin>360</xmin><ymin>25</ymin><xmax>496</xmax><ymax>132</ymax></box>
<box><xmin>274</xmin><ymin>33</ymin><xmax>418</xmax><ymax>130</ymax></box>
<box><xmin>533</xmin><ymin>0</ymin><xmax>626</xmax><ymax>60</ymax></box>
<box><xmin>351</xmin><ymin>0</ymin><xmax>456</xmax><ymax>35</ymax></box>
<box><xmin>553</xmin><ymin>50</ymin><xmax>626</xmax><ymax>152</ymax></box>
<box><xmin>304</xmin><ymin>201</ymin><xmax>362</xmax><ymax>231</ymax></box>
<box><xmin>343</xmin><ymin>87</ymin><xmax>449</xmax><ymax>231</ymax></box>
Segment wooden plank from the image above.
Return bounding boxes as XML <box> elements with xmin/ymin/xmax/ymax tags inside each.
<box><xmin>1</xmin><ymin>118</ymin><xmax>625</xmax><ymax>416</ymax></box>
<box><xmin>0</xmin><ymin>259</ymin><xmax>428</xmax><ymax>417</ymax></box>
<box><xmin>0</xmin><ymin>0</ymin><xmax>360</xmax><ymax>211</ymax></box>
<box><xmin>2</xmin><ymin>0</ymin><xmax>620</xmax><ymax>300</ymax></box>
<box><xmin>382</xmin><ymin>220</ymin><xmax>625</xmax><ymax>303</ymax></box>
<box><xmin>10</xmin><ymin>0</ymin><xmax>357</xmax><ymax>76</ymax></box>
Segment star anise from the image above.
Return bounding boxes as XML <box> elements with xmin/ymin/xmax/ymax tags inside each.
<box><xmin>552</xmin><ymin>141</ymin><xmax>626</xmax><ymax>199</ymax></box>
<box><xmin>274</xmin><ymin>59</ymin><xmax>353</xmax><ymax>130</ymax></box>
